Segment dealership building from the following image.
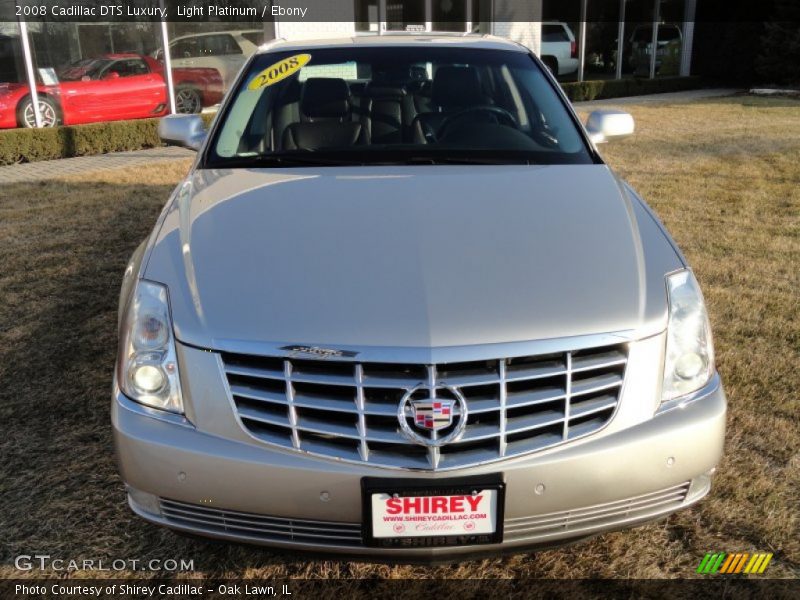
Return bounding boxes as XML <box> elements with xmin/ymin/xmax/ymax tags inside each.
<box><xmin>1</xmin><ymin>0</ymin><xmax>698</xmax><ymax>128</ymax></box>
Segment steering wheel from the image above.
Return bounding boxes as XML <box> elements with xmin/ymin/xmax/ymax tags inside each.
<box><xmin>436</xmin><ymin>106</ymin><xmax>518</xmax><ymax>140</ymax></box>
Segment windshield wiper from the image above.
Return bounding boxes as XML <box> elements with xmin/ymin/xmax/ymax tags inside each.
<box><xmin>225</xmin><ymin>154</ymin><xmax>368</xmax><ymax>167</ymax></box>
<box><xmin>211</xmin><ymin>153</ymin><xmax>535</xmax><ymax>168</ymax></box>
<box><xmin>398</xmin><ymin>156</ymin><xmax>533</xmax><ymax>166</ymax></box>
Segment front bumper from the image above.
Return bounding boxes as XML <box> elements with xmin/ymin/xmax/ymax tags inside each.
<box><xmin>113</xmin><ymin>372</ymin><xmax>726</xmax><ymax>560</ymax></box>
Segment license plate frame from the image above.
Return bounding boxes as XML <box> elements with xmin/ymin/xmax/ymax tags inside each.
<box><xmin>362</xmin><ymin>474</ymin><xmax>505</xmax><ymax>548</ymax></box>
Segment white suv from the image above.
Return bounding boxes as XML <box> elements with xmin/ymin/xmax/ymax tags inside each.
<box><xmin>156</xmin><ymin>30</ymin><xmax>264</xmax><ymax>89</ymax></box>
<box><xmin>540</xmin><ymin>22</ymin><xmax>579</xmax><ymax>77</ymax></box>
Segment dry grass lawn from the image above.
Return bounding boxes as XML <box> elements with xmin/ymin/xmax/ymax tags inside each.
<box><xmin>0</xmin><ymin>96</ymin><xmax>798</xmax><ymax>579</ymax></box>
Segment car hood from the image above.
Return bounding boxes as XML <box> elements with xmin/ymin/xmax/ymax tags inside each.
<box><xmin>145</xmin><ymin>165</ymin><xmax>681</xmax><ymax>354</ymax></box>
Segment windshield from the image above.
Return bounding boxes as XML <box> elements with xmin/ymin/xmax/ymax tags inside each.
<box><xmin>206</xmin><ymin>46</ymin><xmax>593</xmax><ymax>167</ymax></box>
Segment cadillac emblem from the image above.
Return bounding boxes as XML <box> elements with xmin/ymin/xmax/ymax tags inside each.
<box><xmin>398</xmin><ymin>384</ymin><xmax>468</xmax><ymax>447</ymax></box>
<box><xmin>411</xmin><ymin>398</ymin><xmax>454</xmax><ymax>431</ymax></box>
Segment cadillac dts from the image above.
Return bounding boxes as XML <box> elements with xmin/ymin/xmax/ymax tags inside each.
<box><xmin>113</xmin><ymin>34</ymin><xmax>726</xmax><ymax>560</ymax></box>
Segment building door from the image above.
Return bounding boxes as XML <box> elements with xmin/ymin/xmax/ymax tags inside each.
<box><xmin>384</xmin><ymin>0</ymin><xmax>427</xmax><ymax>32</ymax></box>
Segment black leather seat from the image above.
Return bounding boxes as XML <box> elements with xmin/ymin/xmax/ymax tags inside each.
<box><xmin>412</xmin><ymin>66</ymin><xmax>491</xmax><ymax>143</ymax></box>
<box><xmin>282</xmin><ymin>78</ymin><xmax>364</xmax><ymax>150</ymax></box>
<box><xmin>361</xmin><ymin>82</ymin><xmax>417</xmax><ymax>144</ymax></box>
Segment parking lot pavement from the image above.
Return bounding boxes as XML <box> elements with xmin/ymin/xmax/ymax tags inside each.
<box><xmin>0</xmin><ymin>145</ymin><xmax>195</xmax><ymax>184</ymax></box>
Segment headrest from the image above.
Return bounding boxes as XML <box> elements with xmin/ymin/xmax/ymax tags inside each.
<box><xmin>301</xmin><ymin>78</ymin><xmax>350</xmax><ymax>119</ymax></box>
<box><xmin>432</xmin><ymin>66</ymin><xmax>484</xmax><ymax>110</ymax></box>
<box><xmin>409</xmin><ymin>65</ymin><xmax>428</xmax><ymax>82</ymax></box>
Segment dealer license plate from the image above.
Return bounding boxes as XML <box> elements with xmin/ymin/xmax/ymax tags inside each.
<box><xmin>362</xmin><ymin>476</ymin><xmax>505</xmax><ymax>547</ymax></box>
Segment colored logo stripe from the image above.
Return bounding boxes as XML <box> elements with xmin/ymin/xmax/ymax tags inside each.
<box><xmin>698</xmin><ymin>552</ymin><xmax>773</xmax><ymax>574</ymax></box>
<box><xmin>697</xmin><ymin>553</ymin><xmax>726</xmax><ymax>574</ymax></box>
<box><xmin>745</xmin><ymin>553</ymin><xmax>773</xmax><ymax>574</ymax></box>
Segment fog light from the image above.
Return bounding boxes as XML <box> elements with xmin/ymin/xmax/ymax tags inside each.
<box><xmin>127</xmin><ymin>486</ymin><xmax>162</xmax><ymax>516</ymax></box>
<box><xmin>132</xmin><ymin>364</ymin><xmax>166</xmax><ymax>393</ymax></box>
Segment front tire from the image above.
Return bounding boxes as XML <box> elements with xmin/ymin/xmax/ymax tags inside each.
<box><xmin>175</xmin><ymin>87</ymin><xmax>203</xmax><ymax>114</ymax></box>
<box><xmin>17</xmin><ymin>95</ymin><xmax>60</xmax><ymax>128</ymax></box>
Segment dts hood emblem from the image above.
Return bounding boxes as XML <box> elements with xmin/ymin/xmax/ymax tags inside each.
<box><xmin>280</xmin><ymin>345</ymin><xmax>359</xmax><ymax>359</ymax></box>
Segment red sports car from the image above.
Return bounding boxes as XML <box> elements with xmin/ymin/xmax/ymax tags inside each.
<box><xmin>0</xmin><ymin>54</ymin><xmax>223</xmax><ymax>128</ymax></box>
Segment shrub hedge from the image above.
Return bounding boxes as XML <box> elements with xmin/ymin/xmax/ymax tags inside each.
<box><xmin>0</xmin><ymin>118</ymin><xmax>161</xmax><ymax>166</ymax></box>
<box><xmin>0</xmin><ymin>77</ymin><xmax>702</xmax><ymax>166</ymax></box>
<box><xmin>560</xmin><ymin>75</ymin><xmax>703</xmax><ymax>102</ymax></box>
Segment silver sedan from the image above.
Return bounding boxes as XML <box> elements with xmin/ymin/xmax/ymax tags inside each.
<box><xmin>113</xmin><ymin>34</ymin><xmax>725</xmax><ymax>560</ymax></box>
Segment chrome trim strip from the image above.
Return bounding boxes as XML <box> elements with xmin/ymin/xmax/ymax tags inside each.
<box><xmin>498</xmin><ymin>359</ymin><xmax>508</xmax><ymax>457</ymax></box>
<box><xmin>116</xmin><ymin>382</ymin><xmax>194</xmax><ymax>429</ymax></box>
<box><xmin>355</xmin><ymin>364</ymin><xmax>369</xmax><ymax>462</ymax></box>
<box><xmin>204</xmin><ymin>330</ymin><xmax>639</xmax><ymax>365</ymax></box>
<box><xmin>656</xmin><ymin>373</ymin><xmax>721</xmax><ymax>416</ymax></box>
<box><xmin>427</xmin><ymin>365</ymin><xmax>440</xmax><ymax>470</ymax></box>
<box><xmin>284</xmin><ymin>360</ymin><xmax>300</xmax><ymax>450</ymax></box>
<box><xmin>562</xmin><ymin>351</ymin><xmax>572</xmax><ymax>440</ymax></box>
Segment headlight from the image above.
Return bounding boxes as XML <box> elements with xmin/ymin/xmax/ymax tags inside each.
<box><xmin>662</xmin><ymin>270</ymin><xmax>715</xmax><ymax>402</ymax></box>
<box><xmin>118</xmin><ymin>280</ymin><xmax>184</xmax><ymax>413</ymax></box>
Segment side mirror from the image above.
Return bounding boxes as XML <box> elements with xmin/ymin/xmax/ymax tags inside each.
<box><xmin>159</xmin><ymin>114</ymin><xmax>206</xmax><ymax>151</ymax></box>
<box><xmin>585</xmin><ymin>109</ymin><xmax>635</xmax><ymax>144</ymax></box>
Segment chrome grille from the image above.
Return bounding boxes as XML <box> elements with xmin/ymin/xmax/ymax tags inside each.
<box><xmin>160</xmin><ymin>498</ymin><xmax>362</xmax><ymax>546</ymax></box>
<box><xmin>222</xmin><ymin>343</ymin><xmax>627</xmax><ymax>470</ymax></box>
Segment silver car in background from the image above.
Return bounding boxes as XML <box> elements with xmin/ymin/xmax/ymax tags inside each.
<box><xmin>114</xmin><ymin>34</ymin><xmax>725</xmax><ymax>560</ymax></box>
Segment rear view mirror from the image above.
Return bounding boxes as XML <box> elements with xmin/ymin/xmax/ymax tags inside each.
<box><xmin>159</xmin><ymin>114</ymin><xmax>206</xmax><ymax>151</ymax></box>
<box><xmin>585</xmin><ymin>110</ymin><xmax>635</xmax><ymax>144</ymax></box>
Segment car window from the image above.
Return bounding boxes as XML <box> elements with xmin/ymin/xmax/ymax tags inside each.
<box><xmin>201</xmin><ymin>34</ymin><xmax>242</xmax><ymax>56</ymax></box>
<box><xmin>58</xmin><ymin>58</ymin><xmax>112</xmax><ymax>81</ymax></box>
<box><xmin>110</xmin><ymin>59</ymin><xmax>149</xmax><ymax>77</ymax></box>
<box><xmin>172</xmin><ymin>39</ymin><xmax>201</xmax><ymax>59</ymax></box>
<box><xmin>208</xmin><ymin>46</ymin><xmax>593</xmax><ymax>168</ymax></box>
<box><xmin>542</xmin><ymin>25</ymin><xmax>569</xmax><ymax>43</ymax></box>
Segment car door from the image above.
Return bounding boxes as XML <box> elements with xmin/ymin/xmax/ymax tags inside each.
<box><xmin>109</xmin><ymin>58</ymin><xmax>166</xmax><ymax>119</ymax></box>
<box><xmin>56</xmin><ymin>77</ymin><xmax>105</xmax><ymax>125</ymax></box>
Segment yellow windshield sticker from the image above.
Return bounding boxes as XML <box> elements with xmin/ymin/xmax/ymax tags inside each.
<box><xmin>248</xmin><ymin>54</ymin><xmax>312</xmax><ymax>90</ymax></box>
